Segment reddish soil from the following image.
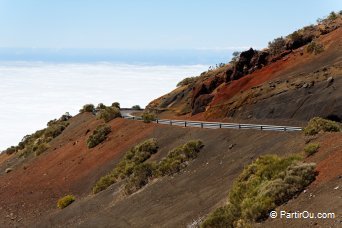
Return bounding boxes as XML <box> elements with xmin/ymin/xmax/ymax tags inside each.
<box><xmin>310</xmin><ymin>133</ymin><xmax>342</xmax><ymax>185</ymax></box>
<box><xmin>0</xmin><ymin>113</ymin><xmax>156</xmax><ymax>226</ymax></box>
<box><xmin>207</xmin><ymin>28</ymin><xmax>342</xmax><ymax>119</ymax></box>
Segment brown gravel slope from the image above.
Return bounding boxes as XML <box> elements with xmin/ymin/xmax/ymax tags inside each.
<box><xmin>34</xmin><ymin>122</ymin><xmax>305</xmax><ymax>227</ymax></box>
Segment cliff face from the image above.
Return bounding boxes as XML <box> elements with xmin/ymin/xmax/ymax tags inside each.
<box><xmin>147</xmin><ymin>17</ymin><xmax>342</xmax><ymax>122</ymax></box>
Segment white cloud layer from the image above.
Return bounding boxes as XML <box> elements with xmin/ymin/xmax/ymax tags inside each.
<box><xmin>0</xmin><ymin>62</ymin><xmax>208</xmax><ymax>151</ymax></box>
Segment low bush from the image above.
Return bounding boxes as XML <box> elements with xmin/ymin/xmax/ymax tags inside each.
<box><xmin>92</xmin><ymin>138</ymin><xmax>158</xmax><ymax>193</ymax></box>
<box><xmin>229</xmin><ymin>51</ymin><xmax>241</xmax><ymax>65</ymax></box>
<box><xmin>268</xmin><ymin>37</ymin><xmax>286</xmax><ymax>56</ymax></box>
<box><xmin>35</xmin><ymin>143</ymin><xmax>50</xmax><ymax>156</ymax></box>
<box><xmin>124</xmin><ymin>163</ymin><xmax>157</xmax><ymax>194</ymax></box>
<box><xmin>45</xmin><ymin>122</ymin><xmax>69</xmax><ymax>138</ymax></box>
<box><xmin>177</xmin><ymin>76</ymin><xmax>199</xmax><ymax>87</ymax></box>
<box><xmin>158</xmin><ymin>140</ymin><xmax>203</xmax><ymax>176</ymax></box>
<box><xmin>93</xmin><ymin>139</ymin><xmax>204</xmax><ymax>195</ymax></box>
<box><xmin>306</xmin><ymin>41</ymin><xmax>324</xmax><ymax>55</ymax></box>
<box><xmin>96</xmin><ymin>103</ymin><xmax>106</xmax><ymax>110</ymax></box>
<box><xmin>7</xmin><ymin>116</ymin><xmax>70</xmax><ymax>158</ymax></box>
<box><xmin>125</xmin><ymin>140</ymin><xmax>204</xmax><ymax>194</ymax></box>
<box><xmin>87</xmin><ymin>125</ymin><xmax>111</xmax><ymax>148</ymax></box>
<box><xmin>112</xmin><ymin>102</ymin><xmax>120</xmax><ymax>109</ymax></box>
<box><xmin>5</xmin><ymin>146</ymin><xmax>16</xmax><ymax>155</ymax></box>
<box><xmin>304</xmin><ymin>143</ymin><xmax>320</xmax><ymax>156</ymax></box>
<box><xmin>202</xmin><ymin>155</ymin><xmax>316</xmax><ymax>227</ymax></box>
<box><xmin>328</xmin><ymin>11</ymin><xmax>337</xmax><ymax>20</ymax></box>
<box><xmin>286</xmin><ymin>30</ymin><xmax>313</xmax><ymax>50</ymax></box>
<box><xmin>304</xmin><ymin>117</ymin><xmax>341</xmax><ymax>135</ymax></box>
<box><xmin>96</xmin><ymin>106</ymin><xmax>121</xmax><ymax>122</ymax></box>
<box><xmin>79</xmin><ymin>104</ymin><xmax>95</xmax><ymax>113</ymax></box>
<box><xmin>142</xmin><ymin>112</ymin><xmax>156</xmax><ymax>123</ymax></box>
<box><xmin>57</xmin><ymin>195</ymin><xmax>75</xmax><ymax>209</ymax></box>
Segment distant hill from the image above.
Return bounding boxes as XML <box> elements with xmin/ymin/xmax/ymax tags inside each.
<box><xmin>147</xmin><ymin>13</ymin><xmax>342</xmax><ymax>123</ymax></box>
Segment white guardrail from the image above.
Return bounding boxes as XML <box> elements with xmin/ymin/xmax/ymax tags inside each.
<box><xmin>122</xmin><ymin>116</ymin><xmax>302</xmax><ymax>132</ymax></box>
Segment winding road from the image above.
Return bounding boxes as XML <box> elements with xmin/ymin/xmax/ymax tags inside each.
<box><xmin>120</xmin><ymin>109</ymin><xmax>302</xmax><ymax>132</ymax></box>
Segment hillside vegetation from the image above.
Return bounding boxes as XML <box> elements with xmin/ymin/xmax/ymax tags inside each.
<box><xmin>202</xmin><ymin>155</ymin><xmax>316</xmax><ymax>227</ymax></box>
<box><xmin>93</xmin><ymin>139</ymin><xmax>203</xmax><ymax>194</ymax></box>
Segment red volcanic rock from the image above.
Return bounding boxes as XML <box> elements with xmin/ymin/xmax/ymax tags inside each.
<box><xmin>191</xmin><ymin>75</ymin><xmax>224</xmax><ymax>107</ymax></box>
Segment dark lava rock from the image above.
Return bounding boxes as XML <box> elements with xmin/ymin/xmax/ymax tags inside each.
<box><xmin>230</xmin><ymin>48</ymin><xmax>257</xmax><ymax>80</ymax></box>
<box><xmin>191</xmin><ymin>76</ymin><xmax>224</xmax><ymax>109</ymax></box>
<box><xmin>192</xmin><ymin>94</ymin><xmax>214</xmax><ymax>115</ymax></box>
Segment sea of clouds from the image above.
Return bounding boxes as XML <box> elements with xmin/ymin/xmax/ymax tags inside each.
<box><xmin>0</xmin><ymin>62</ymin><xmax>208</xmax><ymax>151</ymax></box>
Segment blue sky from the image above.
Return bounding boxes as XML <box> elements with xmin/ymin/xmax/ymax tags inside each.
<box><xmin>0</xmin><ymin>0</ymin><xmax>341</xmax><ymax>50</ymax></box>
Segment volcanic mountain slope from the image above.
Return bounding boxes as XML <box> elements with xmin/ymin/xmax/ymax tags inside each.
<box><xmin>0</xmin><ymin>13</ymin><xmax>341</xmax><ymax>228</ymax></box>
<box><xmin>147</xmin><ymin>16</ymin><xmax>342</xmax><ymax>123</ymax></box>
<box><xmin>1</xmin><ymin>112</ymin><xmax>340</xmax><ymax>228</ymax></box>
<box><xmin>0</xmin><ymin>112</ymin><xmax>307</xmax><ymax>227</ymax></box>
<box><xmin>0</xmin><ymin>113</ymin><xmax>157</xmax><ymax>226</ymax></box>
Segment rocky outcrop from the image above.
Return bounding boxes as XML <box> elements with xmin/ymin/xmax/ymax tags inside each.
<box><xmin>191</xmin><ymin>75</ymin><xmax>224</xmax><ymax>107</ymax></box>
<box><xmin>230</xmin><ymin>48</ymin><xmax>256</xmax><ymax>81</ymax></box>
<box><xmin>225</xmin><ymin>49</ymin><xmax>269</xmax><ymax>82</ymax></box>
<box><xmin>270</xmin><ymin>50</ymin><xmax>292</xmax><ymax>63</ymax></box>
<box><xmin>192</xmin><ymin>94</ymin><xmax>214</xmax><ymax>115</ymax></box>
<box><xmin>285</xmin><ymin>33</ymin><xmax>314</xmax><ymax>50</ymax></box>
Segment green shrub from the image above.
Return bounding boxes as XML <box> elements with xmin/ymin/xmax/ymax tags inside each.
<box><xmin>79</xmin><ymin>104</ymin><xmax>95</xmax><ymax>113</ymax></box>
<box><xmin>268</xmin><ymin>37</ymin><xmax>286</xmax><ymax>56</ymax></box>
<box><xmin>304</xmin><ymin>143</ymin><xmax>320</xmax><ymax>156</ymax></box>
<box><xmin>92</xmin><ymin>138</ymin><xmax>158</xmax><ymax>193</ymax></box>
<box><xmin>45</xmin><ymin>122</ymin><xmax>69</xmax><ymax>138</ymax></box>
<box><xmin>87</xmin><ymin>125</ymin><xmax>111</xmax><ymax>148</ymax></box>
<box><xmin>132</xmin><ymin>105</ymin><xmax>142</xmax><ymax>110</ymax></box>
<box><xmin>9</xmin><ymin>117</ymin><xmax>70</xmax><ymax>158</ymax></box>
<box><xmin>142</xmin><ymin>112</ymin><xmax>156</xmax><ymax>123</ymax></box>
<box><xmin>124</xmin><ymin>140</ymin><xmax>203</xmax><ymax>194</ymax></box>
<box><xmin>93</xmin><ymin>139</ymin><xmax>204</xmax><ymax>195</ymax></box>
<box><xmin>306</xmin><ymin>41</ymin><xmax>324</xmax><ymax>55</ymax></box>
<box><xmin>202</xmin><ymin>155</ymin><xmax>316</xmax><ymax>227</ymax></box>
<box><xmin>328</xmin><ymin>11</ymin><xmax>337</xmax><ymax>20</ymax></box>
<box><xmin>304</xmin><ymin>117</ymin><xmax>341</xmax><ymax>135</ymax></box>
<box><xmin>57</xmin><ymin>195</ymin><xmax>75</xmax><ymax>209</ymax></box>
<box><xmin>112</xmin><ymin>102</ymin><xmax>120</xmax><ymax>109</ymax></box>
<box><xmin>5</xmin><ymin>146</ymin><xmax>17</xmax><ymax>155</ymax></box>
<box><xmin>177</xmin><ymin>76</ymin><xmax>199</xmax><ymax>87</ymax></box>
<box><xmin>229</xmin><ymin>51</ymin><xmax>241</xmax><ymax>65</ymax></box>
<box><xmin>96</xmin><ymin>103</ymin><xmax>106</xmax><ymax>110</ymax></box>
<box><xmin>202</xmin><ymin>205</ymin><xmax>239</xmax><ymax>228</ymax></box>
<box><xmin>96</xmin><ymin>106</ymin><xmax>121</xmax><ymax>122</ymax></box>
<box><xmin>124</xmin><ymin>163</ymin><xmax>157</xmax><ymax>194</ymax></box>
<box><xmin>35</xmin><ymin>143</ymin><xmax>50</xmax><ymax>156</ymax></box>
<box><xmin>158</xmin><ymin>140</ymin><xmax>203</xmax><ymax>176</ymax></box>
